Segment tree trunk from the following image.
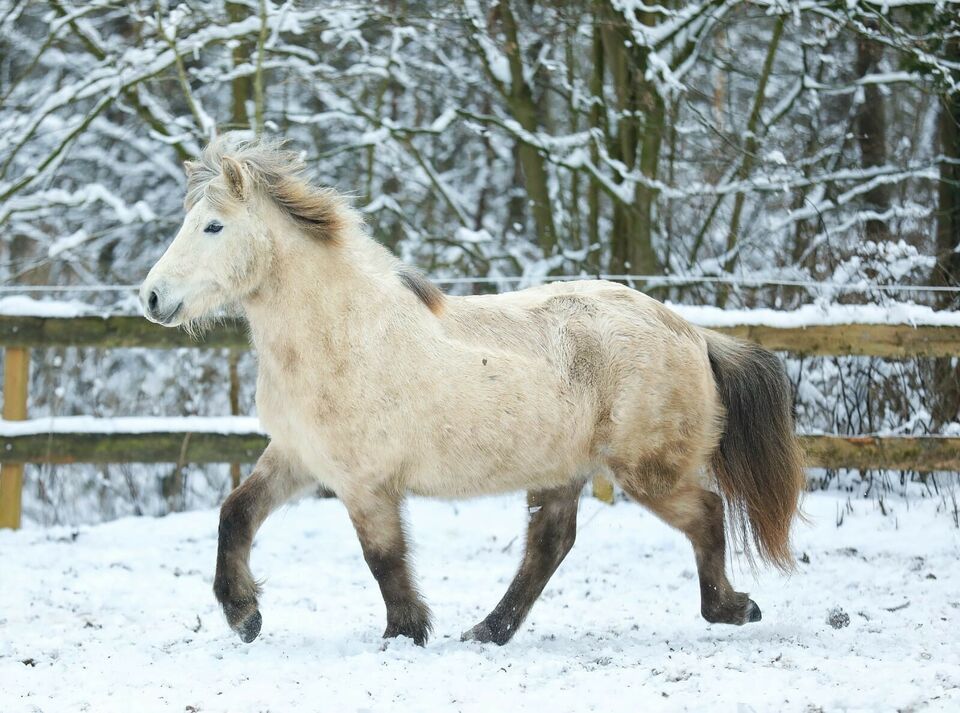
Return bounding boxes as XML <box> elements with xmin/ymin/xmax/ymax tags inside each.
<box><xmin>227</xmin><ymin>1</ymin><xmax>251</xmax><ymax>129</ymax></box>
<box><xmin>253</xmin><ymin>0</ymin><xmax>269</xmax><ymax>136</ymax></box>
<box><xmin>587</xmin><ymin>22</ymin><xmax>604</xmax><ymax>260</ymax></box>
<box><xmin>854</xmin><ymin>23</ymin><xmax>891</xmax><ymax>241</ymax></box>
<box><xmin>633</xmin><ymin>82</ymin><xmax>663</xmax><ymax>276</ymax></box>
<box><xmin>599</xmin><ymin>0</ymin><xmax>661</xmax><ymax>277</ymax></box>
<box><xmin>565</xmin><ymin>21</ymin><xmax>581</xmax><ymax>247</ymax></box>
<box><xmin>931</xmin><ymin>30</ymin><xmax>960</xmax><ymax>427</ymax></box>
<box><xmin>500</xmin><ymin>0</ymin><xmax>557</xmax><ymax>256</ymax></box>
<box><xmin>719</xmin><ymin>15</ymin><xmax>785</xmax><ymax>305</ymax></box>
<box><xmin>599</xmin><ymin>6</ymin><xmax>634</xmax><ymax>275</ymax></box>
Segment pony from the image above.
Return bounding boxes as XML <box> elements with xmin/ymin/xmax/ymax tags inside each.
<box><xmin>140</xmin><ymin>133</ymin><xmax>804</xmax><ymax>646</ymax></box>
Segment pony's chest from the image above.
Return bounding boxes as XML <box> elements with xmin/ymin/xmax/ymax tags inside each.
<box><xmin>256</xmin><ymin>362</ymin><xmax>324</xmax><ymax>427</ymax></box>
<box><xmin>253</xmin><ymin>362</ymin><xmax>385</xmax><ymax>467</ymax></box>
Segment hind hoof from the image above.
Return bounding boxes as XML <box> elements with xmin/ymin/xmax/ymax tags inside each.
<box><xmin>703</xmin><ymin>593</ymin><xmax>762</xmax><ymax>626</ymax></box>
<box><xmin>236</xmin><ymin>609</ymin><xmax>262</xmax><ymax>643</ymax></box>
<box><xmin>461</xmin><ymin>618</ymin><xmax>513</xmax><ymax>646</ymax></box>
<box><xmin>461</xmin><ymin>621</ymin><xmax>491</xmax><ymax>643</ymax></box>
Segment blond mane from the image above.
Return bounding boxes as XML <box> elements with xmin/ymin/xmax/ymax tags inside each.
<box><xmin>185</xmin><ymin>133</ymin><xmax>355</xmax><ymax>244</ymax></box>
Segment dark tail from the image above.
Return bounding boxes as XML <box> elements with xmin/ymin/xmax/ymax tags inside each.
<box><xmin>703</xmin><ymin>330</ymin><xmax>804</xmax><ymax>571</ymax></box>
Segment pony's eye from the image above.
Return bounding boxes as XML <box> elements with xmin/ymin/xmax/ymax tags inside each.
<box><xmin>204</xmin><ymin>221</ymin><xmax>223</xmax><ymax>234</ymax></box>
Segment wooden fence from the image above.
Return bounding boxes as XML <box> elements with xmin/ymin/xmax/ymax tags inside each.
<box><xmin>2</xmin><ymin>313</ymin><xmax>960</xmax><ymax>529</ymax></box>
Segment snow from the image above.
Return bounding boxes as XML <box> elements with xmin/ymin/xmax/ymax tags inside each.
<box><xmin>4</xmin><ymin>294</ymin><xmax>960</xmax><ymax>328</ymax></box>
<box><xmin>0</xmin><ymin>296</ymin><xmax>95</xmax><ymax>318</ymax></box>
<box><xmin>668</xmin><ymin>301</ymin><xmax>960</xmax><ymax>328</ymax></box>
<box><xmin>47</xmin><ymin>229</ymin><xmax>93</xmax><ymax>259</ymax></box>
<box><xmin>1</xmin><ymin>491</ymin><xmax>958</xmax><ymax>712</ymax></box>
<box><xmin>429</xmin><ymin>107</ymin><xmax>458</xmax><ymax>133</ymax></box>
<box><xmin>764</xmin><ymin>149</ymin><xmax>788</xmax><ymax>165</ymax></box>
<box><xmin>1</xmin><ymin>183</ymin><xmax>157</xmax><ymax>226</ymax></box>
<box><xmin>6</xmin><ymin>414</ymin><xmax>950</xmax><ymax>440</ymax></box>
<box><xmin>0</xmin><ymin>416</ymin><xmax>263</xmax><ymax>437</ymax></box>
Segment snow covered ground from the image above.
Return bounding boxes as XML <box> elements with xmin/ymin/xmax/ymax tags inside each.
<box><xmin>1</xmin><ymin>490</ymin><xmax>958</xmax><ymax>712</ymax></box>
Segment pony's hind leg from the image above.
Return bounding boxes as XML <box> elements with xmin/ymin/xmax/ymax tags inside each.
<box><xmin>213</xmin><ymin>444</ymin><xmax>314</xmax><ymax>643</ymax></box>
<box><xmin>343</xmin><ymin>487</ymin><xmax>432</xmax><ymax>646</ymax></box>
<box><xmin>625</xmin><ymin>480</ymin><xmax>761</xmax><ymax>626</ymax></box>
<box><xmin>461</xmin><ymin>480</ymin><xmax>582</xmax><ymax>645</ymax></box>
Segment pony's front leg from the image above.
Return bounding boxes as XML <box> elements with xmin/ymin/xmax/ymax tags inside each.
<box><xmin>462</xmin><ymin>480</ymin><xmax>582</xmax><ymax>645</ymax></box>
<box><xmin>343</xmin><ymin>488</ymin><xmax>432</xmax><ymax>646</ymax></box>
<box><xmin>213</xmin><ymin>444</ymin><xmax>313</xmax><ymax>643</ymax></box>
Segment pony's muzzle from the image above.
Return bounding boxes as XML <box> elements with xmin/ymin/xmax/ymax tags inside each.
<box><xmin>140</xmin><ymin>281</ymin><xmax>183</xmax><ymax>325</ymax></box>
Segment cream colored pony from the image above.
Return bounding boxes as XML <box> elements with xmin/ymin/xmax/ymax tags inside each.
<box><xmin>141</xmin><ymin>134</ymin><xmax>804</xmax><ymax>646</ymax></box>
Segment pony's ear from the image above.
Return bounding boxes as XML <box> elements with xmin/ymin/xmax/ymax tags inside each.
<box><xmin>183</xmin><ymin>160</ymin><xmax>200</xmax><ymax>177</ymax></box>
<box><xmin>221</xmin><ymin>156</ymin><xmax>247</xmax><ymax>201</ymax></box>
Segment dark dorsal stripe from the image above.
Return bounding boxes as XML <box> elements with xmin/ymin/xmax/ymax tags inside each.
<box><xmin>397</xmin><ymin>267</ymin><xmax>445</xmax><ymax>315</ymax></box>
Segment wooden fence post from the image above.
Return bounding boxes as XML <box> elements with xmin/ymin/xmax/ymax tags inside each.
<box><xmin>228</xmin><ymin>350</ymin><xmax>241</xmax><ymax>489</ymax></box>
<box><xmin>1</xmin><ymin>347</ymin><xmax>29</xmax><ymax>529</ymax></box>
<box><xmin>592</xmin><ymin>474</ymin><xmax>614</xmax><ymax>504</ymax></box>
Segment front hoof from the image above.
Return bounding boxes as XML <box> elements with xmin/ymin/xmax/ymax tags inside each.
<box><xmin>743</xmin><ymin>599</ymin><xmax>762</xmax><ymax>624</ymax></box>
<box><xmin>460</xmin><ymin>619</ymin><xmax>512</xmax><ymax>646</ymax></box>
<box><xmin>383</xmin><ymin>620</ymin><xmax>430</xmax><ymax>647</ymax></box>
<box><xmin>383</xmin><ymin>603</ymin><xmax>432</xmax><ymax>647</ymax></box>
<box><xmin>236</xmin><ymin>609</ymin><xmax>262</xmax><ymax>643</ymax></box>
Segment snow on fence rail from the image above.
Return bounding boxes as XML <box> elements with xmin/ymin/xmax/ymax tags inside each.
<box><xmin>2</xmin><ymin>301</ymin><xmax>960</xmax><ymax>529</ymax></box>
<box><xmin>4</xmin><ymin>300</ymin><xmax>960</xmax><ymax>355</ymax></box>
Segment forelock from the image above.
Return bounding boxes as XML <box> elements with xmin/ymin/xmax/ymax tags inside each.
<box><xmin>183</xmin><ymin>132</ymin><xmax>355</xmax><ymax>243</ymax></box>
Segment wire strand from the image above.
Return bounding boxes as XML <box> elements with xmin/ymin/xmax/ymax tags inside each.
<box><xmin>1</xmin><ymin>275</ymin><xmax>959</xmax><ymax>294</ymax></box>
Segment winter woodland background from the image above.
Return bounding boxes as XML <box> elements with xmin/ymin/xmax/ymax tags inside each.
<box><xmin>0</xmin><ymin>0</ymin><xmax>958</xmax><ymax>525</ymax></box>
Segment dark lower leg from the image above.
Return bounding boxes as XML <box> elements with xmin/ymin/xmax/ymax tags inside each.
<box><xmin>637</xmin><ymin>484</ymin><xmax>760</xmax><ymax>625</ymax></box>
<box><xmin>462</xmin><ymin>481</ymin><xmax>582</xmax><ymax>645</ymax></box>
<box><xmin>213</xmin><ymin>446</ymin><xmax>311</xmax><ymax>642</ymax></box>
<box><xmin>346</xmin><ymin>491</ymin><xmax>431</xmax><ymax>646</ymax></box>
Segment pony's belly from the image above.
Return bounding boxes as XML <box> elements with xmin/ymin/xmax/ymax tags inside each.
<box><xmin>403</xmin><ymin>461</ymin><xmax>580</xmax><ymax>498</ymax></box>
<box><xmin>256</xmin><ymin>363</ymin><xmax>594</xmax><ymax>497</ymax></box>
<box><xmin>403</xmin><ymin>427</ymin><xmax>591</xmax><ymax>497</ymax></box>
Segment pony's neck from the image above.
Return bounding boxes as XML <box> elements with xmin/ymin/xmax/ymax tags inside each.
<box><xmin>242</xmin><ymin>205</ymin><xmax>402</xmax><ymax>350</ymax></box>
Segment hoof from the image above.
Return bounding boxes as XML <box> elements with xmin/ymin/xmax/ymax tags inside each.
<box><xmin>383</xmin><ymin>621</ymin><xmax>430</xmax><ymax>647</ymax></box>
<box><xmin>460</xmin><ymin>622</ymin><xmax>488</xmax><ymax>643</ymax></box>
<box><xmin>460</xmin><ymin>619</ymin><xmax>511</xmax><ymax>646</ymax></box>
<box><xmin>236</xmin><ymin>609</ymin><xmax>262</xmax><ymax>643</ymax></box>
<box><xmin>383</xmin><ymin>629</ymin><xmax>428</xmax><ymax>647</ymax></box>
<box><xmin>703</xmin><ymin>593</ymin><xmax>762</xmax><ymax>626</ymax></box>
<box><xmin>382</xmin><ymin>602</ymin><xmax>432</xmax><ymax>646</ymax></box>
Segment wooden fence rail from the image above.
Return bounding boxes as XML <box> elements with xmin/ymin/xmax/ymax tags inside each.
<box><xmin>2</xmin><ymin>425</ymin><xmax>958</xmax><ymax>471</ymax></box>
<box><xmin>3</xmin><ymin>312</ymin><xmax>960</xmax><ymax>529</ymax></box>
<box><xmin>4</xmin><ymin>314</ymin><xmax>960</xmax><ymax>356</ymax></box>
<box><xmin>1</xmin><ymin>429</ymin><xmax>267</xmax><ymax>465</ymax></box>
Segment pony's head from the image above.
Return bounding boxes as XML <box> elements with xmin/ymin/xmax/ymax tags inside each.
<box><xmin>140</xmin><ymin>133</ymin><xmax>351</xmax><ymax>327</ymax></box>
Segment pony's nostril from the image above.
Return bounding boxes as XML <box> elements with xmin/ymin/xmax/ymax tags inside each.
<box><xmin>148</xmin><ymin>290</ymin><xmax>159</xmax><ymax>313</ymax></box>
